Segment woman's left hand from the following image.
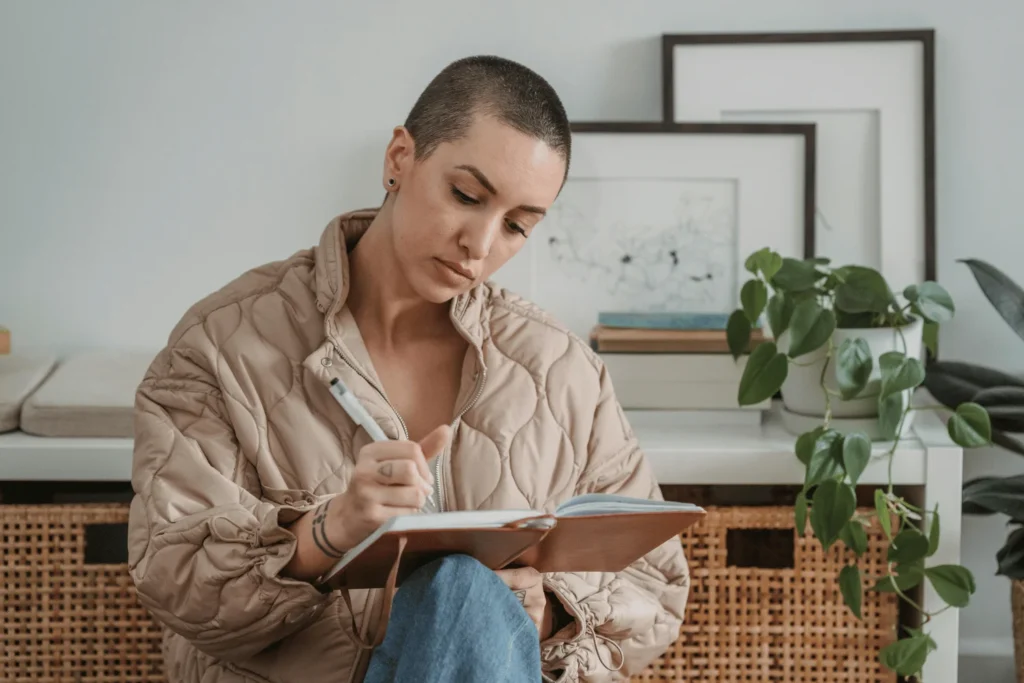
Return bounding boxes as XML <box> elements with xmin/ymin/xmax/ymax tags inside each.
<box><xmin>494</xmin><ymin>566</ymin><xmax>553</xmax><ymax>639</ymax></box>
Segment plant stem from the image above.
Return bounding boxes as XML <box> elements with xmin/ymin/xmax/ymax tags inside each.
<box><xmin>820</xmin><ymin>338</ymin><xmax>836</xmax><ymax>426</ymax></box>
<box><xmin>891</xmin><ymin>580</ymin><xmax>927</xmax><ymax>615</ymax></box>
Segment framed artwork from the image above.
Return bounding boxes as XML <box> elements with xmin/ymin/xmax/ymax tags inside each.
<box><xmin>493</xmin><ymin>122</ymin><xmax>816</xmax><ymax>341</ymax></box>
<box><xmin>662</xmin><ymin>30</ymin><xmax>936</xmax><ymax>287</ymax></box>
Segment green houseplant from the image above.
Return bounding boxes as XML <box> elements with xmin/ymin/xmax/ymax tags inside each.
<box><xmin>726</xmin><ymin>248</ymin><xmax>993</xmax><ymax>680</ymax></box>
<box><xmin>924</xmin><ymin>259</ymin><xmax>1024</xmax><ymax>677</ymax></box>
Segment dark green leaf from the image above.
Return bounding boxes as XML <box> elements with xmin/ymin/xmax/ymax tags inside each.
<box><xmin>744</xmin><ymin>248</ymin><xmax>767</xmax><ymax>275</ymax></box>
<box><xmin>741</xmin><ymin>279</ymin><xmax>768</xmax><ymax>324</ymax></box>
<box><xmin>744</xmin><ymin>247</ymin><xmax>784</xmax><ymax>280</ymax></box>
<box><xmin>737</xmin><ymin>342</ymin><xmax>789</xmax><ymax>406</ymax></box>
<box><xmin>842</xmin><ymin>433</ymin><xmax>871</xmax><ymax>485</ymax></box>
<box><xmin>766</xmin><ymin>292</ymin><xmax>794</xmax><ymax>339</ymax></box>
<box><xmin>787</xmin><ymin>299</ymin><xmax>837</xmax><ymax>359</ymax></box>
<box><xmin>836</xmin><ymin>338</ymin><xmax>873</xmax><ymax>400</ymax></box>
<box><xmin>726</xmin><ymin>310</ymin><xmax>752</xmax><ymax>361</ymax></box>
<box><xmin>838</xmin><ymin>565</ymin><xmax>863</xmax><ymax>619</ymax></box>
<box><xmin>795</xmin><ymin>491</ymin><xmax>808</xmax><ymax>534</ymax></box>
<box><xmin>905</xmin><ymin>281</ymin><xmax>956</xmax><ymax>324</ymax></box>
<box><xmin>879</xmin><ymin>632</ymin><xmax>937</xmax><ymax>677</ymax></box>
<box><xmin>960</xmin><ymin>258</ymin><xmax>1024</xmax><ymax>345</ymax></box>
<box><xmin>810</xmin><ymin>479</ymin><xmax>856</xmax><ymax>550</ymax></box>
<box><xmin>947</xmin><ymin>402</ymin><xmax>992</xmax><ymax>447</ymax></box>
<box><xmin>878</xmin><ymin>352</ymin><xmax>926</xmax><ymax>402</ymax></box>
<box><xmin>996</xmin><ymin>527</ymin><xmax>1024</xmax><ymax>579</ymax></box>
<box><xmin>923</xmin><ymin>320</ymin><xmax>939</xmax><ymax>357</ymax></box>
<box><xmin>878</xmin><ymin>392</ymin><xmax>907</xmax><ymax>440</ymax></box>
<box><xmin>805</xmin><ymin>431</ymin><xmax>844</xmax><ymax>488</ymax></box>
<box><xmin>925</xmin><ymin>565</ymin><xmax>975</xmax><ymax>607</ymax></box>
<box><xmin>835</xmin><ymin>266</ymin><xmax>894</xmax><ymax>314</ymax></box>
<box><xmin>888</xmin><ymin>528</ymin><xmax>930</xmax><ymax>564</ymax></box>
<box><xmin>839</xmin><ymin>519</ymin><xmax>868</xmax><ymax>556</ymax></box>
<box><xmin>962</xmin><ymin>474</ymin><xmax>1024</xmax><ymax>519</ymax></box>
<box><xmin>927</xmin><ymin>506</ymin><xmax>940</xmax><ymax>557</ymax></box>
<box><xmin>875</xmin><ymin>489</ymin><xmax>892</xmax><ymax>539</ymax></box>
<box><xmin>771</xmin><ymin>257</ymin><xmax>822</xmax><ymax>292</ymax></box>
<box><xmin>795</xmin><ymin>426</ymin><xmax>825</xmax><ymax>465</ymax></box>
<box><xmin>872</xmin><ymin>562</ymin><xmax>925</xmax><ymax>593</ymax></box>
<box><xmin>923</xmin><ymin>360</ymin><xmax>1024</xmax><ymax>409</ymax></box>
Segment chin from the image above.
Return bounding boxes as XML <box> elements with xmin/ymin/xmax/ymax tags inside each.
<box><xmin>407</xmin><ymin>267</ymin><xmax>470</xmax><ymax>304</ymax></box>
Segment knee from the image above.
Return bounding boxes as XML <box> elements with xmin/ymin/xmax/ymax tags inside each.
<box><xmin>413</xmin><ymin>554</ymin><xmax>501</xmax><ymax>598</ymax></box>
<box><xmin>427</xmin><ymin>554</ymin><xmax>492</xmax><ymax>582</ymax></box>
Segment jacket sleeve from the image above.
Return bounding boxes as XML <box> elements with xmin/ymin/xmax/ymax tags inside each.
<box><xmin>127</xmin><ymin>328</ymin><xmax>330</xmax><ymax>662</ymax></box>
<box><xmin>540</xmin><ymin>361</ymin><xmax>691</xmax><ymax>682</ymax></box>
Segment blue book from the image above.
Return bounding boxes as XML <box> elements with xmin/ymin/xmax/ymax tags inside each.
<box><xmin>597</xmin><ymin>311</ymin><xmax>760</xmax><ymax>331</ymax></box>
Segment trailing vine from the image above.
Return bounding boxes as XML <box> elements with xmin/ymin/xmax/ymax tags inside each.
<box><xmin>727</xmin><ymin>249</ymin><xmax>992</xmax><ymax>680</ymax></box>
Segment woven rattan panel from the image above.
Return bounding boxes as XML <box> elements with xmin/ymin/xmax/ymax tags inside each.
<box><xmin>3</xmin><ymin>503</ymin><xmax>900</xmax><ymax>682</ymax></box>
<box><xmin>1</xmin><ymin>505</ymin><xmax>165</xmax><ymax>682</ymax></box>
<box><xmin>631</xmin><ymin>505</ymin><xmax>900</xmax><ymax>682</ymax></box>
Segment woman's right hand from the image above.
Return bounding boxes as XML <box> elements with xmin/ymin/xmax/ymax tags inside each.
<box><xmin>328</xmin><ymin>424</ymin><xmax>452</xmax><ymax>551</ymax></box>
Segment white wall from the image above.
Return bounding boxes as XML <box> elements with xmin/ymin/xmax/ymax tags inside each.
<box><xmin>2</xmin><ymin>0</ymin><xmax>1022</xmax><ymax>658</ymax></box>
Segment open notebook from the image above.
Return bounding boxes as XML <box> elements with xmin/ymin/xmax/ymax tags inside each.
<box><xmin>318</xmin><ymin>493</ymin><xmax>705</xmax><ymax>590</ymax></box>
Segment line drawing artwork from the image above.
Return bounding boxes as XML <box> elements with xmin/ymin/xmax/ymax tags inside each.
<box><xmin>533</xmin><ymin>177</ymin><xmax>737</xmax><ymax>337</ymax></box>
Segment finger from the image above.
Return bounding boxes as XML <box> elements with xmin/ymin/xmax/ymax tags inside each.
<box><xmin>371</xmin><ymin>483</ymin><xmax>429</xmax><ymax>509</ymax></box>
<box><xmin>372</xmin><ymin>459</ymin><xmax>430</xmax><ymax>493</ymax></box>
<box><xmin>417</xmin><ymin>424</ymin><xmax>452</xmax><ymax>462</ymax></box>
<box><xmin>369</xmin><ymin>443</ymin><xmax>433</xmax><ymax>485</ymax></box>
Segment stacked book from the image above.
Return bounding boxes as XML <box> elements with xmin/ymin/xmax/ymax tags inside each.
<box><xmin>589</xmin><ymin>312</ymin><xmax>770</xmax><ymax>425</ymax></box>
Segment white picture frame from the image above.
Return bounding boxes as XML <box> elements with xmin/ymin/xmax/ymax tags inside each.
<box><xmin>491</xmin><ymin>122</ymin><xmax>815</xmax><ymax>341</ymax></box>
<box><xmin>662</xmin><ymin>30</ymin><xmax>936</xmax><ymax>289</ymax></box>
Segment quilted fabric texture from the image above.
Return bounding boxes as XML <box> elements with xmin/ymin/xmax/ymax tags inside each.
<box><xmin>127</xmin><ymin>210</ymin><xmax>690</xmax><ymax>683</ymax></box>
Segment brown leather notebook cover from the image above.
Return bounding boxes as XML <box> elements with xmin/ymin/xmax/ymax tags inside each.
<box><xmin>323</xmin><ymin>525</ymin><xmax>552</xmax><ymax>590</ymax></box>
<box><xmin>510</xmin><ymin>510</ymin><xmax>707</xmax><ymax>573</ymax></box>
<box><xmin>318</xmin><ymin>507</ymin><xmax>706</xmax><ymax>591</ymax></box>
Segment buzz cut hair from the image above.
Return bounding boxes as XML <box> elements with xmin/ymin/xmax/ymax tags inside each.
<box><xmin>402</xmin><ymin>55</ymin><xmax>571</xmax><ymax>178</ymax></box>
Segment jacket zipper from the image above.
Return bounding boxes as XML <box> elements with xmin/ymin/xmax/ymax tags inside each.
<box><xmin>436</xmin><ymin>365</ymin><xmax>487</xmax><ymax>512</ymax></box>
<box><xmin>328</xmin><ymin>340</ymin><xmax>486</xmax><ymax>513</ymax></box>
<box><xmin>329</xmin><ymin>342</ymin><xmax>410</xmax><ymax>440</ymax></box>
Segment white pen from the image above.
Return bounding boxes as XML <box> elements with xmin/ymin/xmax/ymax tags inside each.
<box><xmin>327</xmin><ymin>377</ymin><xmax>436</xmax><ymax>512</ymax></box>
<box><xmin>328</xmin><ymin>377</ymin><xmax>389</xmax><ymax>442</ymax></box>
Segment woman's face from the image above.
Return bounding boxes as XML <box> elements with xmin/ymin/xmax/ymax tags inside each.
<box><xmin>384</xmin><ymin>114</ymin><xmax>566</xmax><ymax>303</ymax></box>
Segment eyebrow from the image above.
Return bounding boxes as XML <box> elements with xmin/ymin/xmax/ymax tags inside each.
<box><xmin>454</xmin><ymin>164</ymin><xmax>547</xmax><ymax>216</ymax></box>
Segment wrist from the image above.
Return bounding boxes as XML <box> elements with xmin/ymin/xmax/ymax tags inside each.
<box><xmin>312</xmin><ymin>497</ymin><xmax>350</xmax><ymax>559</ymax></box>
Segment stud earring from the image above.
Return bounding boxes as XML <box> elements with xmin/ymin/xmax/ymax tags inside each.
<box><xmin>387</xmin><ymin>178</ymin><xmax>396</xmax><ymax>187</ymax></box>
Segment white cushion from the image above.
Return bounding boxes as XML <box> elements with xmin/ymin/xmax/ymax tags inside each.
<box><xmin>0</xmin><ymin>354</ymin><xmax>58</xmax><ymax>433</ymax></box>
<box><xmin>19</xmin><ymin>350</ymin><xmax>155</xmax><ymax>438</ymax></box>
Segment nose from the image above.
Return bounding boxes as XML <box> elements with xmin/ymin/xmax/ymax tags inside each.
<box><xmin>457</xmin><ymin>216</ymin><xmax>502</xmax><ymax>261</ymax></box>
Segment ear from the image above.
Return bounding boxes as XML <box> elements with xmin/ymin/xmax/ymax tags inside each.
<box><xmin>383</xmin><ymin>125</ymin><xmax>416</xmax><ymax>187</ymax></box>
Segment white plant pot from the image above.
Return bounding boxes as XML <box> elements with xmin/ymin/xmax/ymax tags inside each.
<box><xmin>776</xmin><ymin>316</ymin><xmax>924</xmax><ymax>440</ymax></box>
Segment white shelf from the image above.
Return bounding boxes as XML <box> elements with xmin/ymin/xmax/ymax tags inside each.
<box><xmin>0</xmin><ymin>432</ymin><xmax>134</xmax><ymax>481</ymax></box>
<box><xmin>0</xmin><ymin>401</ymin><xmax>956</xmax><ymax>485</ymax></box>
<box><xmin>634</xmin><ymin>402</ymin><xmax>954</xmax><ymax>486</ymax></box>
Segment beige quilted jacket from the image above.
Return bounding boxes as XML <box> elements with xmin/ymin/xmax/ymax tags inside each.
<box><xmin>127</xmin><ymin>210</ymin><xmax>690</xmax><ymax>683</ymax></box>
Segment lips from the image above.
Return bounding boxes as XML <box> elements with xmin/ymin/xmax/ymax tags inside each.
<box><xmin>436</xmin><ymin>258</ymin><xmax>476</xmax><ymax>281</ymax></box>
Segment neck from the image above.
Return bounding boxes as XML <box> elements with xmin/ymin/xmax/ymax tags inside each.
<box><xmin>346</xmin><ymin>202</ymin><xmax>452</xmax><ymax>349</ymax></box>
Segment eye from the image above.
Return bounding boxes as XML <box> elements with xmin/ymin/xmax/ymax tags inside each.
<box><xmin>450</xmin><ymin>185</ymin><xmax>478</xmax><ymax>205</ymax></box>
<box><xmin>506</xmin><ymin>220</ymin><xmax>527</xmax><ymax>237</ymax></box>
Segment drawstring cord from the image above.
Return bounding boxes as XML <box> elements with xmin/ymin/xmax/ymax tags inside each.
<box><xmin>587</xmin><ymin>622</ymin><xmax>624</xmax><ymax>672</ymax></box>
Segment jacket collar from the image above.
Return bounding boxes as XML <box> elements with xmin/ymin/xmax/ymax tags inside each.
<box><xmin>313</xmin><ymin>209</ymin><xmax>486</xmax><ymax>350</ymax></box>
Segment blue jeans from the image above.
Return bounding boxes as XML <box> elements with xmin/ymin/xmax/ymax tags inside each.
<box><xmin>363</xmin><ymin>555</ymin><xmax>543</xmax><ymax>683</ymax></box>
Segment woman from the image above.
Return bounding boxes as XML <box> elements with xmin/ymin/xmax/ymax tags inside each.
<box><xmin>128</xmin><ymin>54</ymin><xmax>690</xmax><ymax>683</ymax></box>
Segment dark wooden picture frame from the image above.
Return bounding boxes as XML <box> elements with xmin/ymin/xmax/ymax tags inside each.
<box><xmin>661</xmin><ymin>30</ymin><xmax>936</xmax><ymax>282</ymax></box>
